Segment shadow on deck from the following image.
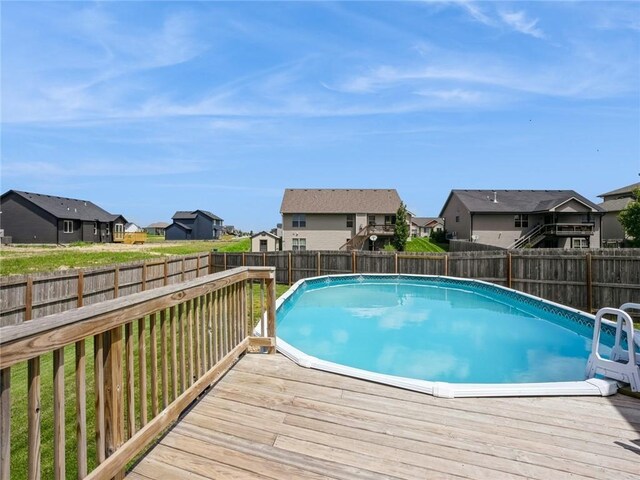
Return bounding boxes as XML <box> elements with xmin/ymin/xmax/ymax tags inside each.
<box><xmin>129</xmin><ymin>353</ymin><xmax>640</xmax><ymax>480</ymax></box>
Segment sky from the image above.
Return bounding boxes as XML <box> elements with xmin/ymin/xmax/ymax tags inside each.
<box><xmin>1</xmin><ymin>1</ymin><xmax>639</xmax><ymax>231</ymax></box>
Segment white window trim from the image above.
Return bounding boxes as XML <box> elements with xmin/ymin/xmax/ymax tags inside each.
<box><xmin>63</xmin><ymin>220</ymin><xmax>74</xmax><ymax>234</ymax></box>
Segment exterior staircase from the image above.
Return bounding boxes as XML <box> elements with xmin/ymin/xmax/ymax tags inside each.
<box><xmin>340</xmin><ymin>225</ymin><xmax>373</xmax><ymax>251</ymax></box>
<box><xmin>509</xmin><ymin>224</ymin><xmax>545</xmax><ymax>249</ymax></box>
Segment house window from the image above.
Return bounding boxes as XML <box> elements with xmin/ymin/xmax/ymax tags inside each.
<box><xmin>292</xmin><ymin>214</ymin><xmax>306</xmax><ymax>228</ymax></box>
<box><xmin>93</xmin><ymin>222</ymin><xmax>98</xmax><ymax>235</ymax></box>
<box><xmin>455</xmin><ymin>216</ymin><xmax>460</xmax><ymax>223</ymax></box>
<box><xmin>384</xmin><ymin>215</ymin><xmax>396</xmax><ymax>225</ymax></box>
<box><xmin>292</xmin><ymin>238</ymin><xmax>306</xmax><ymax>251</ymax></box>
<box><xmin>368</xmin><ymin>215</ymin><xmax>376</xmax><ymax>226</ymax></box>
<box><xmin>260</xmin><ymin>239</ymin><xmax>268</xmax><ymax>252</ymax></box>
<box><xmin>346</xmin><ymin>214</ymin><xmax>354</xmax><ymax>228</ymax></box>
<box><xmin>572</xmin><ymin>238</ymin><xmax>588</xmax><ymax>249</ymax></box>
<box><xmin>63</xmin><ymin>220</ymin><xmax>73</xmax><ymax>233</ymax></box>
<box><xmin>515</xmin><ymin>214</ymin><xmax>529</xmax><ymax>228</ymax></box>
<box><xmin>106</xmin><ymin>224</ymin><xmax>110</xmax><ymax>236</ymax></box>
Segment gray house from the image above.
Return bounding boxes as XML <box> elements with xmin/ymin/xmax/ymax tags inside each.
<box><xmin>165</xmin><ymin>210</ymin><xmax>224</xmax><ymax>241</ymax></box>
<box><xmin>598</xmin><ymin>182</ymin><xmax>639</xmax><ymax>247</ymax></box>
<box><xmin>439</xmin><ymin>190</ymin><xmax>604</xmax><ymax>249</ymax></box>
<box><xmin>280</xmin><ymin>188</ymin><xmax>406</xmax><ymax>251</ymax></box>
<box><xmin>145</xmin><ymin>222</ymin><xmax>170</xmax><ymax>236</ymax></box>
<box><xmin>0</xmin><ymin>190</ymin><xmax>127</xmax><ymax>244</ymax></box>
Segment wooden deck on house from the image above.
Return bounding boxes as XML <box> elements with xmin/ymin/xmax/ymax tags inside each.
<box><xmin>129</xmin><ymin>353</ymin><xmax>640</xmax><ymax>480</ymax></box>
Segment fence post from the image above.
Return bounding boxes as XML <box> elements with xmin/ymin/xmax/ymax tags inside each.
<box><xmin>103</xmin><ymin>326</ymin><xmax>124</xmax><ymax>479</ymax></box>
<box><xmin>208</xmin><ymin>252</ymin><xmax>213</xmax><ymax>275</ymax></box>
<box><xmin>242</xmin><ymin>253</ymin><xmax>246</xmax><ymax>267</ymax></box>
<box><xmin>317</xmin><ymin>252</ymin><xmax>321</xmax><ymax>276</ymax></box>
<box><xmin>263</xmin><ymin>253</ymin><xmax>267</xmax><ymax>266</ymax></box>
<box><xmin>196</xmin><ymin>256</ymin><xmax>200</xmax><ymax>278</ymax></box>
<box><xmin>164</xmin><ymin>259</ymin><xmax>169</xmax><ymax>286</ymax></box>
<box><xmin>394</xmin><ymin>253</ymin><xmax>398</xmax><ymax>274</ymax></box>
<box><xmin>266</xmin><ymin>270</ymin><xmax>277</xmax><ymax>354</ymax></box>
<box><xmin>181</xmin><ymin>258</ymin><xmax>185</xmax><ymax>282</ymax></box>
<box><xmin>223</xmin><ymin>253</ymin><xmax>227</xmax><ymax>272</ymax></box>
<box><xmin>114</xmin><ymin>266</ymin><xmax>119</xmax><ymax>298</ymax></box>
<box><xmin>25</xmin><ymin>277</ymin><xmax>33</xmax><ymax>322</ymax></box>
<box><xmin>586</xmin><ymin>253</ymin><xmax>593</xmax><ymax>312</ymax></box>
<box><xmin>352</xmin><ymin>251</ymin><xmax>357</xmax><ymax>273</ymax></box>
<box><xmin>507</xmin><ymin>252</ymin><xmax>512</xmax><ymax>289</ymax></box>
<box><xmin>288</xmin><ymin>252</ymin><xmax>292</xmax><ymax>286</ymax></box>
<box><xmin>142</xmin><ymin>262</ymin><xmax>147</xmax><ymax>291</ymax></box>
<box><xmin>77</xmin><ymin>271</ymin><xmax>84</xmax><ymax>307</ymax></box>
<box><xmin>444</xmin><ymin>254</ymin><xmax>449</xmax><ymax>276</ymax></box>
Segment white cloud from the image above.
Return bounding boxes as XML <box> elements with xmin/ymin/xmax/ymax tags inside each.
<box><xmin>499</xmin><ymin>10</ymin><xmax>545</xmax><ymax>39</ymax></box>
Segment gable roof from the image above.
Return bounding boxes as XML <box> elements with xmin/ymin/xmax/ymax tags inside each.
<box><xmin>2</xmin><ymin>190</ymin><xmax>126</xmax><ymax>223</ymax></box>
<box><xmin>146</xmin><ymin>222</ymin><xmax>170</xmax><ymax>228</ymax></box>
<box><xmin>439</xmin><ymin>190</ymin><xmax>604</xmax><ymax>217</ymax></box>
<box><xmin>599</xmin><ymin>197</ymin><xmax>633</xmax><ymax>212</ymax></box>
<box><xmin>172</xmin><ymin>210</ymin><xmax>222</xmax><ymax>221</ymax></box>
<box><xmin>412</xmin><ymin>217</ymin><xmax>443</xmax><ymax>228</ymax></box>
<box><xmin>598</xmin><ymin>182</ymin><xmax>640</xmax><ymax>198</ymax></box>
<box><xmin>251</xmin><ymin>230</ymin><xmax>280</xmax><ymax>240</ymax></box>
<box><xmin>169</xmin><ymin>222</ymin><xmax>192</xmax><ymax>231</ymax></box>
<box><xmin>280</xmin><ymin>189</ymin><xmax>402</xmax><ymax>214</ymax></box>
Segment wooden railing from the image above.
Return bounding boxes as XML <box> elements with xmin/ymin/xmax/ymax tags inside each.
<box><xmin>0</xmin><ymin>266</ymin><xmax>276</xmax><ymax>480</ymax></box>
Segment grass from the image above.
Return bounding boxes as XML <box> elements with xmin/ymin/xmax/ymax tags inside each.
<box><xmin>0</xmin><ymin>238</ymin><xmax>250</xmax><ymax>276</ymax></box>
<box><xmin>0</xmin><ymin>251</ymin><xmax>157</xmax><ymax>276</ymax></box>
<box><xmin>405</xmin><ymin>237</ymin><xmax>447</xmax><ymax>253</ymax></box>
<box><xmin>9</xmin><ymin>282</ymin><xmax>291</xmax><ymax>479</ymax></box>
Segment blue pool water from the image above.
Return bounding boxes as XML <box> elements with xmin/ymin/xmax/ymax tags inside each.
<box><xmin>277</xmin><ymin>277</ymin><xmax>612</xmax><ymax>384</ymax></box>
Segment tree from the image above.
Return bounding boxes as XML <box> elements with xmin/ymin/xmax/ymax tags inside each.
<box><xmin>618</xmin><ymin>188</ymin><xmax>640</xmax><ymax>246</ymax></box>
<box><xmin>392</xmin><ymin>202</ymin><xmax>410</xmax><ymax>251</ymax></box>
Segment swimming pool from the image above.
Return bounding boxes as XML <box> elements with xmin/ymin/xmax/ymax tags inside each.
<box><xmin>268</xmin><ymin>275</ymin><xmax>619</xmax><ymax>398</ymax></box>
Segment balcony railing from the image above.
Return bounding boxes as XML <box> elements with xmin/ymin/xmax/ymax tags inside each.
<box><xmin>0</xmin><ymin>267</ymin><xmax>276</xmax><ymax>480</ymax></box>
<box><xmin>547</xmin><ymin>223</ymin><xmax>595</xmax><ymax>236</ymax></box>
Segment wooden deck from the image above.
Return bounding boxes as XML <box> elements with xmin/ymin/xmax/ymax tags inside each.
<box><xmin>129</xmin><ymin>354</ymin><xmax>640</xmax><ymax>480</ymax></box>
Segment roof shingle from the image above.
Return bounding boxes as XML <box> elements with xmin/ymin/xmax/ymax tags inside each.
<box><xmin>280</xmin><ymin>189</ymin><xmax>402</xmax><ymax>214</ymax></box>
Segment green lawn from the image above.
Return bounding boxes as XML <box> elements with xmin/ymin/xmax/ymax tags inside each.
<box><xmin>0</xmin><ymin>238</ymin><xmax>251</xmax><ymax>276</ymax></box>
<box><xmin>405</xmin><ymin>237</ymin><xmax>447</xmax><ymax>252</ymax></box>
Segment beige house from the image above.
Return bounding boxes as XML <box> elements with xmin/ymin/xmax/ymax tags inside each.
<box><xmin>250</xmin><ymin>231</ymin><xmax>280</xmax><ymax>252</ymax></box>
<box><xmin>411</xmin><ymin>217</ymin><xmax>444</xmax><ymax>238</ymax></box>
<box><xmin>280</xmin><ymin>189</ymin><xmax>405</xmax><ymax>251</ymax></box>
<box><xmin>439</xmin><ymin>190</ymin><xmax>604</xmax><ymax>249</ymax></box>
<box><xmin>598</xmin><ymin>182</ymin><xmax>639</xmax><ymax>247</ymax></box>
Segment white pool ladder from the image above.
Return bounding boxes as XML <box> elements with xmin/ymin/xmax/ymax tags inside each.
<box><xmin>585</xmin><ymin>303</ymin><xmax>640</xmax><ymax>392</ymax></box>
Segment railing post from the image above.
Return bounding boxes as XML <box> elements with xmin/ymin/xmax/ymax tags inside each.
<box><xmin>103</xmin><ymin>326</ymin><xmax>124</xmax><ymax>479</ymax></box>
<box><xmin>586</xmin><ymin>253</ymin><xmax>593</xmax><ymax>312</ymax></box>
<box><xmin>266</xmin><ymin>270</ymin><xmax>277</xmax><ymax>354</ymax></box>
<box><xmin>1</xmin><ymin>368</ymin><xmax>10</xmax><ymax>480</ymax></box>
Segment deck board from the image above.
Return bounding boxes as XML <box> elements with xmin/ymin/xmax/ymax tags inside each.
<box><xmin>130</xmin><ymin>354</ymin><xmax>640</xmax><ymax>479</ymax></box>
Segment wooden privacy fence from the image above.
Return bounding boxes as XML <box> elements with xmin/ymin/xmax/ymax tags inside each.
<box><xmin>1</xmin><ymin>252</ymin><xmax>212</xmax><ymax>327</ymax></box>
<box><xmin>212</xmin><ymin>249</ymin><xmax>640</xmax><ymax>313</ymax></box>
<box><xmin>0</xmin><ymin>266</ymin><xmax>277</xmax><ymax>480</ymax></box>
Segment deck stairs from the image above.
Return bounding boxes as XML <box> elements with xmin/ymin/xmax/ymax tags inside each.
<box><xmin>339</xmin><ymin>226</ymin><xmax>373</xmax><ymax>251</ymax></box>
<box><xmin>509</xmin><ymin>224</ymin><xmax>546</xmax><ymax>249</ymax></box>
<box><xmin>586</xmin><ymin>303</ymin><xmax>640</xmax><ymax>392</ymax></box>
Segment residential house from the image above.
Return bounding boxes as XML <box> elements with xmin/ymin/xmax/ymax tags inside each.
<box><xmin>125</xmin><ymin>222</ymin><xmax>144</xmax><ymax>233</ymax></box>
<box><xmin>280</xmin><ymin>188</ymin><xmax>406</xmax><ymax>251</ymax></box>
<box><xmin>598</xmin><ymin>182</ymin><xmax>639</xmax><ymax>247</ymax></box>
<box><xmin>439</xmin><ymin>190</ymin><xmax>604</xmax><ymax>249</ymax></box>
<box><xmin>411</xmin><ymin>217</ymin><xmax>444</xmax><ymax>238</ymax></box>
<box><xmin>0</xmin><ymin>190</ymin><xmax>127</xmax><ymax>244</ymax></box>
<box><xmin>145</xmin><ymin>222</ymin><xmax>170</xmax><ymax>236</ymax></box>
<box><xmin>251</xmin><ymin>231</ymin><xmax>281</xmax><ymax>252</ymax></box>
<box><xmin>165</xmin><ymin>210</ymin><xmax>224</xmax><ymax>241</ymax></box>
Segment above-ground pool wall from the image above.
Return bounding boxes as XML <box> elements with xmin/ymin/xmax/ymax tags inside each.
<box><xmin>212</xmin><ymin>249</ymin><xmax>640</xmax><ymax>313</ymax></box>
